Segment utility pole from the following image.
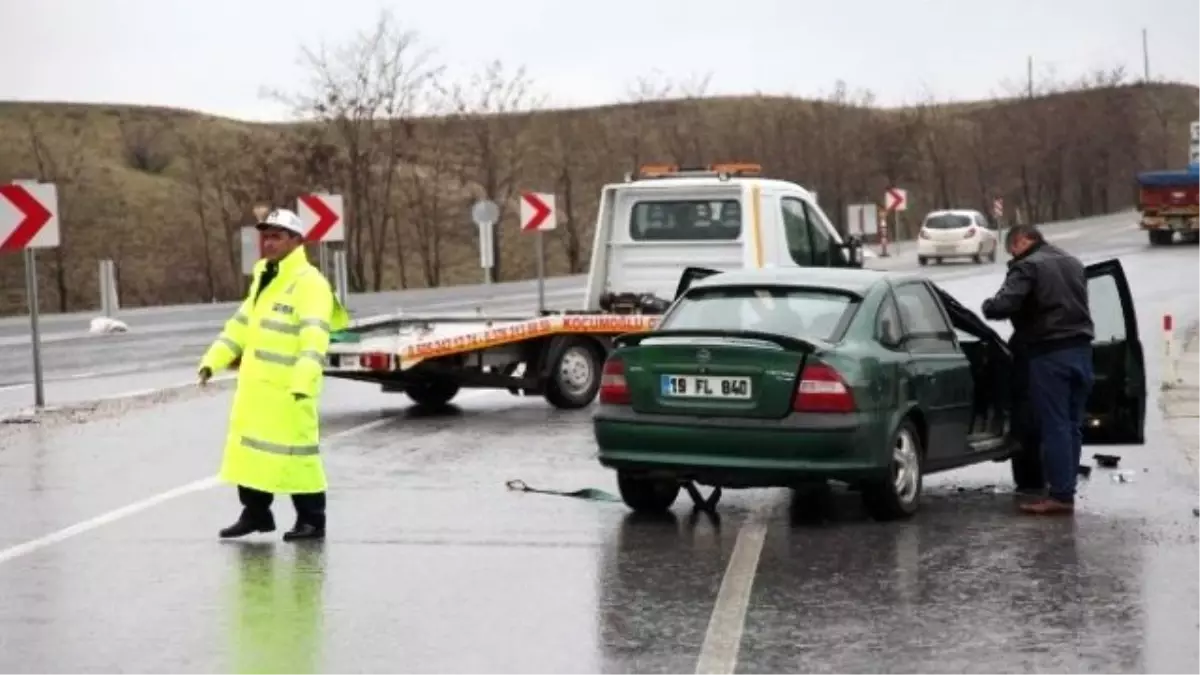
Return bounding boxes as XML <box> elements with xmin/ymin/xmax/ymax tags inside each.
<box><xmin>1026</xmin><ymin>55</ymin><xmax>1034</xmax><ymax>98</ymax></box>
<box><xmin>1142</xmin><ymin>28</ymin><xmax>1150</xmax><ymax>82</ymax></box>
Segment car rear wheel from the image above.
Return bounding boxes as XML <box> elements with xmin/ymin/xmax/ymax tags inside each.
<box><xmin>617</xmin><ymin>472</ymin><xmax>680</xmax><ymax>513</ymax></box>
<box><xmin>862</xmin><ymin>420</ymin><xmax>923</xmax><ymax>521</ymax></box>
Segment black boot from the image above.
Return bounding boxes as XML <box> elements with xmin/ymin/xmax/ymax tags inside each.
<box><xmin>219</xmin><ymin>511</ymin><xmax>275</xmax><ymax>539</ymax></box>
<box><xmin>283</xmin><ymin>522</ymin><xmax>325</xmax><ymax>541</ymax></box>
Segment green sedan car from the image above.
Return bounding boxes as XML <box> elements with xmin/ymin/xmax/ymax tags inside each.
<box><xmin>593</xmin><ymin>263</ymin><xmax>1146</xmax><ymax>520</ymax></box>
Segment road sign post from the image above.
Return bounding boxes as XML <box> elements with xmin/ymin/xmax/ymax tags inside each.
<box><xmin>331</xmin><ymin>248</ymin><xmax>349</xmax><ymax>307</ymax></box>
<box><xmin>471</xmin><ymin>200</ymin><xmax>500</xmax><ymax>285</ymax></box>
<box><xmin>2</xmin><ymin>180</ymin><xmax>60</xmax><ymax>409</ymax></box>
<box><xmin>992</xmin><ymin>196</ymin><xmax>1006</xmax><ymax>243</ymax></box>
<box><xmin>98</xmin><ymin>259</ymin><xmax>119</xmax><ymax>318</ymax></box>
<box><xmin>882</xmin><ymin>187</ymin><xmax>908</xmax><ymax>257</ymax></box>
<box><xmin>846</xmin><ymin>203</ymin><xmax>879</xmax><ymax>238</ymax></box>
<box><xmin>520</xmin><ymin>192</ymin><xmax>557</xmax><ymax>314</ymax></box>
<box><xmin>1189</xmin><ymin>120</ymin><xmax>1198</xmax><ymax>168</ymax></box>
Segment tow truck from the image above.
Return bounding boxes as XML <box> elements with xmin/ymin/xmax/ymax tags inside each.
<box><xmin>1137</xmin><ymin>164</ymin><xmax>1199</xmax><ymax>246</ymax></box>
<box><xmin>322</xmin><ymin>163</ymin><xmax>866</xmax><ymax>409</ymax></box>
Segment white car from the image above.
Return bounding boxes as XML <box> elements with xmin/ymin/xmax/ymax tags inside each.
<box><xmin>916</xmin><ymin>209</ymin><xmax>1000</xmax><ymax>265</ymax></box>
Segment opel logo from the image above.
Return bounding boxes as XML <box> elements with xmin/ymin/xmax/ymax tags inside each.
<box><xmin>697</xmin><ymin>348</ymin><xmax>711</xmax><ymax>363</ymax></box>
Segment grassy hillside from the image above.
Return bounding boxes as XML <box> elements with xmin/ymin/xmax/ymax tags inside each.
<box><xmin>0</xmin><ymin>81</ymin><xmax>1196</xmax><ymax>316</ymax></box>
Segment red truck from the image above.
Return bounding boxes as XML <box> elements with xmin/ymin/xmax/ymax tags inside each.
<box><xmin>1137</xmin><ymin>166</ymin><xmax>1199</xmax><ymax>246</ymax></box>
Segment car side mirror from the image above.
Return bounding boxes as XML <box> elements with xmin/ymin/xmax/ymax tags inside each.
<box><xmin>839</xmin><ymin>236</ymin><xmax>864</xmax><ymax>268</ymax></box>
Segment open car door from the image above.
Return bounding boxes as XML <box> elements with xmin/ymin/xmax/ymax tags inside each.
<box><xmin>932</xmin><ymin>285</ymin><xmax>1011</xmax><ymax>353</ymax></box>
<box><xmin>1084</xmin><ymin>258</ymin><xmax>1146</xmax><ymax>444</ymax></box>
<box><xmin>673</xmin><ymin>266</ymin><xmax>722</xmax><ymax>301</ymax></box>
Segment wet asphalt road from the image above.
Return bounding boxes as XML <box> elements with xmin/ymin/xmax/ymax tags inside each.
<box><xmin>0</xmin><ymin>213</ymin><xmax>1198</xmax><ymax>672</ymax></box>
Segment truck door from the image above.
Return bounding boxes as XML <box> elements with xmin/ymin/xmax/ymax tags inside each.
<box><xmin>1083</xmin><ymin>258</ymin><xmax>1147</xmax><ymax>444</ymax></box>
<box><xmin>780</xmin><ymin>197</ymin><xmax>861</xmax><ymax>268</ymax></box>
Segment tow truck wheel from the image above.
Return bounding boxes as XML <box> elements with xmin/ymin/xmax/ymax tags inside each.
<box><xmin>404</xmin><ymin>378</ymin><xmax>460</xmax><ymax>407</ymax></box>
<box><xmin>544</xmin><ymin>336</ymin><xmax>603</xmax><ymax>409</ymax></box>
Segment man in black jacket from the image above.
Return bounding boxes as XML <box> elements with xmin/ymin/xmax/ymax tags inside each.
<box><xmin>982</xmin><ymin>224</ymin><xmax>1094</xmax><ymax>515</ymax></box>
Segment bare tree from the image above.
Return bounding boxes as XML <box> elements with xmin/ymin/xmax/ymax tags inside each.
<box><xmin>20</xmin><ymin>111</ymin><xmax>91</xmax><ymax>312</ymax></box>
<box><xmin>172</xmin><ymin>124</ymin><xmax>222</xmax><ymax>302</ymax></box>
<box><xmin>399</xmin><ymin>87</ymin><xmax>468</xmax><ymax>287</ymax></box>
<box><xmin>116</xmin><ymin>112</ymin><xmax>172</xmax><ymax>174</ymax></box>
<box><xmin>443</xmin><ymin>60</ymin><xmax>542</xmax><ymax>281</ymax></box>
<box><xmin>271</xmin><ymin>8</ymin><xmax>441</xmax><ymax>291</ymax></box>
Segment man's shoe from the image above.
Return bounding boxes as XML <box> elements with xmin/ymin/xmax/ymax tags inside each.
<box><xmin>219</xmin><ymin>517</ymin><xmax>275</xmax><ymax>539</ymax></box>
<box><xmin>282</xmin><ymin>523</ymin><xmax>325</xmax><ymax>542</ymax></box>
<box><xmin>1018</xmin><ymin>498</ymin><xmax>1075</xmax><ymax>515</ymax></box>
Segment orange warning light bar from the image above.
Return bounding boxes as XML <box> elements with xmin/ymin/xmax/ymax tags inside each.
<box><xmin>709</xmin><ymin>162</ymin><xmax>762</xmax><ymax>176</ymax></box>
<box><xmin>636</xmin><ymin>163</ymin><xmax>681</xmax><ymax>177</ymax></box>
<box><xmin>632</xmin><ymin>162</ymin><xmax>763</xmax><ymax>180</ymax></box>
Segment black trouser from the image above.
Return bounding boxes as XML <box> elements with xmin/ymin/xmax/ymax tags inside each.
<box><xmin>238</xmin><ymin>485</ymin><xmax>326</xmax><ymax>529</ymax></box>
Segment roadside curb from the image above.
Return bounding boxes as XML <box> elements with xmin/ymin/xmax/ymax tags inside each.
<box><xmin>0</xmin><ymin>374</ymin><xmax>236</xmax><ymax>431</ymax></box>
<box><xmin>1160</xmin><ymin>318</ymin><xmax>1199</xmax><ymax>474</ymax></box>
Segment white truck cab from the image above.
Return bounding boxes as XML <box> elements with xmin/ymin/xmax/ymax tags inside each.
<box><xmin>583</xmin><ymin>163</ymin><xmax>863</xmax><ymax>313</ymax></box>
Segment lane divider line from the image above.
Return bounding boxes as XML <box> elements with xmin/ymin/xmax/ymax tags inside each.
<box><xmin>694</xmin><ymin>504</ymin><xmax>772</xmax><ymax>674</ymax></box>
<box><xmin>0</xmin><ymin>390</ymin><xmax>492</xmax><ymax>567</ymax></box>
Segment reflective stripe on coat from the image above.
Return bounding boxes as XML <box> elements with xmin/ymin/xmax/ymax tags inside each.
<box><xmin>198</xmin><ymin>246</ymin><xmax>350</xmax><ymax>494</ymax></box>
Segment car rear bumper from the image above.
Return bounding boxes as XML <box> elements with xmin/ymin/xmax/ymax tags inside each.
<box><xmin>917</xmin><ymin>238</ymin><xmax>984</xmax><ymax>257</ymax></box>
<box><xmin>1140</xmin><ymin>214</ymin><xmax>1198</xmax><ymax>231</ymax></box>
<box><xmin>592</xmin><ymin>406</ymin><xmax>890</xmax><ymax>487</ymax></box>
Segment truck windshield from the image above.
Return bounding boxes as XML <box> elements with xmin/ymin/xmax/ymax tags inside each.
<box><xmin>923</xmin><ymin>214</ymin><xmax>972</xmax><ymax>230</ymax></box>
<box><xmin>630</xmin><ymin>199</ymin><xmax>742</xmax><ymax>241</ymax></box>
<box><xmin>659</xmin><ymin>287</ymin><xmax>856</xmax><ymax>341</ymax></box>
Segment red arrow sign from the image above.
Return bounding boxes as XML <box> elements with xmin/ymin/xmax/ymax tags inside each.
<box><xmin>521</xmin><ymin>192</ymin><xmax>552</xmax><ymax>231</ymax></box>
<box><xmin>299</xmin><ymin>194</ymin><xmax>340</xmax><ymax>242</ymax></box>
<box><xmin>884</xmin><ymin>187</ymin><xmax>907</xmax><ymax>212</ymax></box>
<box><xmin>0</xmin><ymin>184</ymin><xmax>53</xmax><ymax>252</ymax></box>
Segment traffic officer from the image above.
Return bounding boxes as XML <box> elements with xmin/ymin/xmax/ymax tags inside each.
<box><xmin>198</xmin><ymin>208</ymin><xmax>349</xmax><ymax>541</ymax></box>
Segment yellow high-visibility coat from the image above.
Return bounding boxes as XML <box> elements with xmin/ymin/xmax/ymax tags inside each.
<box><xmin>199</xmin><ymin>245</ymin><xmax>350</xmax><ymax>494</ymax></box>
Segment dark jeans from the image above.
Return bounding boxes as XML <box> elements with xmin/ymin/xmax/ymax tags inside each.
<box><xmin>1028</xmin><ymin>345</ymin><xmax>1094</xmax><ymax>502</ymax></box>
<box><xmin>238</xmin><ymin>485</ymin><xmax>326</xmax><ymax>529</ymax></box>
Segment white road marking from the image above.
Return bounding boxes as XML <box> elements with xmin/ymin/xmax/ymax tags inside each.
<box><xmin>695</xmin><ymin>505</ymin><xmax>772</xmax><ymax>674</ymax></box>
<box><xmin>0</xmin><ymin>389</ymin><xmax>491</xmax><ymax>567</ymax></box>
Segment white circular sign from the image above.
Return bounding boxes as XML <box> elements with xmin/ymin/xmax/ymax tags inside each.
<box><xmin>471</xmin><ymin>199</ymin><xmax>500</xmax><ymax>226</ymax></box>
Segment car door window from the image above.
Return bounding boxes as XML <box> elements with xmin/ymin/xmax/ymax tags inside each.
<box><xmin>1089</xmin><ymin>273</ymin><xmax>1127</xmax><ymax>343</ymax></box>
<box><xmin>894</xmin><ymin>282</ymin><xmax>957</xmax><ymax>353</ymax></box>
<box><xmin>876</xmin><ymin>291</ymin><xmax>904</xmax><ymax>348</ymax></box>
<box><xmin>802</xmin><ymin>201</ymin><xmax>835</xmax><ymax>266</ymax></box>
<box><xmin>781</xmin><ymin>197</ymin><xmax>814</xmax><ymax>266</ymax></box>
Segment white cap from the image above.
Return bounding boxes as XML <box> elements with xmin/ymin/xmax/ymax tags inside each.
<box><xmin>256</xmin><ymin>208</ymin><xmax>305</xmax><ymax>236</ymax></box>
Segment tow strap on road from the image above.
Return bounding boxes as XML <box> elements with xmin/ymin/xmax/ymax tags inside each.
<box><xmin>505</xmin><ymin>479</ymin><xmax>621</xmax><ymax>502</ymax></box>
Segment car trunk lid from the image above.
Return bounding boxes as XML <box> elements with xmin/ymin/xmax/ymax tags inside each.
<box><xmin>618</xmin><ymin>329</ymin><xmax>821</xmax><ymax>419</ymax></box>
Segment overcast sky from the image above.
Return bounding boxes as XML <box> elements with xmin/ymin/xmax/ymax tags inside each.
<box><xmin>1</xmin><ymin>0</ymin><xmax>1196</xmax><ymax>121</ymax></box>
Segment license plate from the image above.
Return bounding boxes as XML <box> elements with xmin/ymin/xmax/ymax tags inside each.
<box><xmin>660</xmin><ymin>374</ymin><xmax>752</xmax><ymax>399</ymax></box>
<box><xmin>936</xmin><ymin>245</ymin><xmax>958</xmax><ymax>254</ymax></box>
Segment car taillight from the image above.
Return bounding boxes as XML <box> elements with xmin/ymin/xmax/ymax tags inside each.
<box><xmin>599</xmin><ymin>357</ymin><xmax>630</xmax><ymax>404</ymax></box>
<box><xmin>963</xmin><ymin>227</ymin><xmax>976</xmax><ymax>239</ymax></box>
<box><xmin>359</xmin><ymin>352</ymin><xmax>392</xmax><ymax>370</ymax></box>
<box><xmin>793</xmin><ymin>363</ymin><xmax>855</xmax><ymax>413</ymax></box>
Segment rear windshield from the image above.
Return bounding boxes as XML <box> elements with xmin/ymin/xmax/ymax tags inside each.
<box><xmin>923</xmin><ymin>214</ymin><xmax>972</xmax><ymax>229</ymax></box>
<box><xmin>630</xmin><ymin>199</ymin><xmax>742</xmax><ymax>241</ymax></box>
<box><xmin>659</xmin><ymin>287</ymin><xmax>856</xmax><ymax>342</ymax></box>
